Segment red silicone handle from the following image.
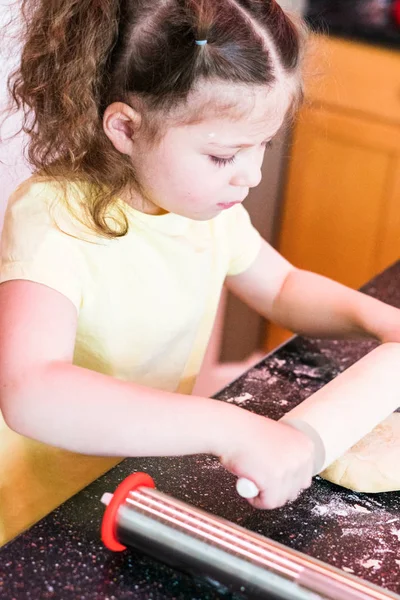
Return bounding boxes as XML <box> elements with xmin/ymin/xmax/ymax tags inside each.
<box><xmin>101</xmin><ymin>472</ymin><xmax>156</xmax><ymax>551</ymax></box>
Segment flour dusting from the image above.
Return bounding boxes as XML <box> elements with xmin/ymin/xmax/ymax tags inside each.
<box><xmin>359</xmin><ymin>559</ymin><xmax>382</xmax><ymax>570</ymax></box>
<box><xmin>202</xmin><ymin>458</ymin><xmax>222</xmax><ymax>471</ymax></box>
<box><xmin>226</xmin><ymin>393</ymin><xmax>253</xmax><ymax>405</ymax></box>
<box><xmin>311</xmin><ymin>493</ymin><xmax>380</xmax><ymax>519</ymax></box>
<box><xmin>342</xmin><ymin>528</ymin><xmax>364</xmax><ymax>536</ymax></box>
<box><xmin>312</xmin><ymin>497</ymin><xmax>349</xmax><ymax>517</ymax></box>
<box><xmin>390</xmin><ymin>529</ymin><xmax>400</xmax><ymax>541</ymax></box>
<box><xmin>271</xmin><ymin>358</ymin><xmax>286</xmax><ymax>368</ymax></box>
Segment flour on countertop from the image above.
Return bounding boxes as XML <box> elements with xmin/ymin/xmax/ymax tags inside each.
<box><xmin>226</xmin><ymin>393</ymin><xmax>253</xmax><ymax>405</ymax></box>
<box><xmin>390</xmin><ymin>529</ymin><xmax>400</xmax><ymax>541</ymax></box>
<box><xmin>312</xmin><ymin>498</ymin><xmax>348</xmax><ymax>517</ymax></box>
<box><xmin>270</xmin><ymin>358</ymin><xmax>286</xmax><ymax>368</ymax></box>
<box><xmin>342</xmin><ymin>528</ymin><xmax>369</xmax><ymax>536</ymax></box>
<box><xmin>311</xmin><ymin>495</ymin><xmax>376</xmax><ymax>518</ymax></box>
<box><xmin>202</xmin><ymin>458</ymin><xmax>223</xmax><ymax>470</ymax></box>
<box><xmin>360</xmin><ymin>559</ymin><xmax>382</xmax><ymax>570</ymax></box>
<box><xmin>309</xmin><ymin>490</ymin><xmax>400</xmax><ymax>564</ymax></box>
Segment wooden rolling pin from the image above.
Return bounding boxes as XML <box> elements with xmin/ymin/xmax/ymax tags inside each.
<box><xmin>237</xmin><ymin>343</ymin><xmax>400</xmax><ymax>499</ymax></box>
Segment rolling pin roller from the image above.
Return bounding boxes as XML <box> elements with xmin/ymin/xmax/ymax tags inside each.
<box><xmin>237</xmin><ymin>344</ymin><xmax>400</xmax><ymax>499</ymax></box>
<box><xmin>101</xmin><ymin>473</ymin><xmax>399</xmax><ymax>600</ymax></box>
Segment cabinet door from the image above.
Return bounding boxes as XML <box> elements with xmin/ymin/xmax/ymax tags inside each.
<box><xmin>265</xmin><ymin>104</ymin><xmax>400</xmax><ymax>350</ymax></box>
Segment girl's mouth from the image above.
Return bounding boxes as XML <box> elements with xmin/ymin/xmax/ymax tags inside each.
<box><xmin>217</xmin><ymin>201</ymin><xmax>241</xmax><ymax>209</ymax></box>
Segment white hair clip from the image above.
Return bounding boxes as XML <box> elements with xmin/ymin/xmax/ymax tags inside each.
<box><xmin>195</xmin><ymin>40</ymin><xmax>208</xmax><ymax>46</ymax></box>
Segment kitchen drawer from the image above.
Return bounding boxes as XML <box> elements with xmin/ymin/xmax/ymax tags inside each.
<box><xmin>304</xmin><ymin>35</ymin><xmax>400</xmax><ymax>126</ymax></box>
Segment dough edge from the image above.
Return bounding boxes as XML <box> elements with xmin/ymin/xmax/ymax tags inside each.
<box><xmin>320</xmin><ymin>413</ymin><xmax>400</xmax><ymax>493</ymax></box>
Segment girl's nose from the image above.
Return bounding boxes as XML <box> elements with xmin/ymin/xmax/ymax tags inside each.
<box><xmin>230</xmin><ymin>162</ymin><xmax>262</xmax><ymax>189</ymax></box>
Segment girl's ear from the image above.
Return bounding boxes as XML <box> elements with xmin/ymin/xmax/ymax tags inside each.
<box><xmin>103</xmin><ymin>102</ymin><xmax>142</xmax><ymax>156</ymax></box>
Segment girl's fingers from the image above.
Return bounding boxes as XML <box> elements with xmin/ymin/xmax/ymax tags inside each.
<box><xmin>249</xmin><ymin>485</ymin><xmax>289</xmax><ymax>510</ymax></box>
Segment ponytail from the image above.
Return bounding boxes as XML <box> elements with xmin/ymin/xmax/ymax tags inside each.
<box><xmin>7</xmin><ymin>0</ymin><xmax>135</xmax><ymax>237</ymax></box>
<box><xmin>10</xmin><ymin>0</ymin><xmax>119</xmax><ymax>167</ymax></box>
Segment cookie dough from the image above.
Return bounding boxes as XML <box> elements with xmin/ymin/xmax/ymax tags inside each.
<box><xmin>320</xmin><ymin>413</ymin><xmax>400</xmax><ymax>493</ymax></box>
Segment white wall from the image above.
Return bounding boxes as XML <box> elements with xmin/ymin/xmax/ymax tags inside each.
<box><xmin>278</xmin><ymin>0</ymin><xmax>307</xmax><ymax>13</ymax></box>
<box><xmin>0</xmin><ymin>0</ymin><xmax>31</xmax><ymax>231</ymax></box>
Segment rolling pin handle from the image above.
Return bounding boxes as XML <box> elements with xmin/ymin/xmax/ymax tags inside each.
<box><xmin>236</xmin><ymin>478</ymin><xmax>260</xmax><ymax>499</ymax></box>
<box><xmin>101</xmin><ymin>492</ymin><xmax>114</xmax><ymax>506</ymax></box>
<box><xmin>101</xmin><ymin>472</ymin><xmax>156</xmax><ymax>552</ymax></box>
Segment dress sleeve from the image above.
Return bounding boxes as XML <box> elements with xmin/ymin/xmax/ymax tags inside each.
<box><xmin>0</xmin><ymin>180</ymin><xmax>84</xmax><ymax>310</ymax></box>
<box><xmin>227</xmin><ymin>203</ymin><xmax>262</xmax><ymax>277</ymax></box>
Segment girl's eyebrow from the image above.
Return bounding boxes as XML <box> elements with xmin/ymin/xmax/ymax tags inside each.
<box><xmin>207</xmin><ymin>139</ymin><xmax>272</xmax><ymax>149</ymax></box>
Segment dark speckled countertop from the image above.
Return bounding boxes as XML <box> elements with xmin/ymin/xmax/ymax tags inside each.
<box><xmin>306</xmin><ymin>1</ymin><xmax>400</xmax><ymax>49</ymax></box>
<box><xmin>1</xmin><ymin>263</ymin><xmax>400</xmax><ymax>599</ymax></box>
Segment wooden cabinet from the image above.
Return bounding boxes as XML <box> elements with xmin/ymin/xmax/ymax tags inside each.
<box><xmin>265</xmin><ymin>36</ymin><xmax>400</xmax><ymax>350</ymax></box>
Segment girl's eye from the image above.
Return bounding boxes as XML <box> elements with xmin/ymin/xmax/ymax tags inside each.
<box><xmin>209</xmin><ymin>141</ymin><xmax>273</xmax><ymax>167</ymax></box>
<box><xmin>209</xmin><ymin>155</ymin><xmax>236</xmax><ymax>167</ymax></box>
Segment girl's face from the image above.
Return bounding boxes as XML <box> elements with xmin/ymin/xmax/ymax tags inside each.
<box><xmin>127</xmin><ymin>83</ymin><xmax>294</xmax><ymax>220</ymax></box>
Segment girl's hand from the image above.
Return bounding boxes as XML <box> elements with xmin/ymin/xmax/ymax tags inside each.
<box><xmin>356</xmin><ymin>298</ymin><xmax>400</xmax><ymax>345</ymax></box>
<box><xmin>218</xmin><ymin>410</ymin><xmax>314</xmax><ymax>510</ymax></box>
<box><xmin>377</xmin><ymin>320</ymin><xmax>400</xmax><ymax>344</ymax></box>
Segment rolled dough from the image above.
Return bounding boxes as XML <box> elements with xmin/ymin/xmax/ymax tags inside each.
<box><xmin>320</xmin><ymin>413</ymin><xmax>400</xmax><ymax>493</ymax></box>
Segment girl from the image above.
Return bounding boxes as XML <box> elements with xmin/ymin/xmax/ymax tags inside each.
<box><xmin>1</xmin><ymin>0</ymin><xmax>399</xmax><ymax>513</ymax></box>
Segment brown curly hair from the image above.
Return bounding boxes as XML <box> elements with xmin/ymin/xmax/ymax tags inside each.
<box><xmin>6</xmin><ymin>0</ymin><xmax>306</xmax><ymax>237</ymax></box>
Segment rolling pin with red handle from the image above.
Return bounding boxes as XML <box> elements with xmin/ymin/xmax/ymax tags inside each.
<box><xmin>100</xmin><ymin>472</ymin><xmax>399</xmax><ymax>600</ymax></box>
<box><xmin>237</xmin><ymin>344</ymin><xmax>400</xmax><ymax>499</ymax></box>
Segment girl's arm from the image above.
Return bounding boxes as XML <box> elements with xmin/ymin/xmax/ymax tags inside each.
<box><xmin>0</xmin><ymin>280</ymin><xmax>234</xmax><ymax>457</ymax></box>
<box><xmin>226</xmin><ymin>240</ymin><xmax>400</xmax><ymax>343</ymax></box>
<box><xmin>0</xmin><ymin>279</ymin><xmax>314</xmax><ymax>510</ymax></box>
